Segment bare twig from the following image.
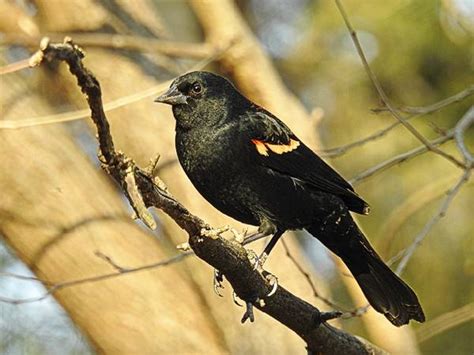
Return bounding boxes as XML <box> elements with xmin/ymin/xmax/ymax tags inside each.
<box><xmin>454</xmin><ymin>106</ymin><xmax>474</xmax><ymax>165</ymax></box>
<box><xmin>0</xmin><ymin>252</ymin><xmax>190</xmax><ymax>304</ymax></box>
<box><xmin>321</xmin><ymin>86</ymin><xmax>473</xmax><ymax>158</ymax></box>
<box><xmin>0</xmin><ymin>43</ymin><xmax>228</xmax><ymax>130</ymax></box>
<box><xmin>0</xmin><ymin>272</ymin><xmax>53</xmax><ymax>285</ymax></box>
<box><xmin>320</xmin><ymin>120</ymin><xmax>403</xmax><ymax>158</ymax></box>
<box><xmin>124</xmin><ymin>166</ymin><xmax>157</xmax><ymax>230</ymax></box>
<box><xmin>391</xmin><ymin>106</ymin><xmax>473</xmax><ymax>274</ymax></box>
<box><xmin>281</xmin><ymin>240</ymin><xmax>345</xmax><ymax>310</ymax></box>
<box><xmin>0</xmin><ymin>58</ymin><xmax>31</xmax><ymax>75</ymax></box>
<box><xmin>372</xmin><ymin>85</ymin><xmax>474</xmax><ymax>115</ymax></box>
<box><xmin>0</xmin><ymin>243</ymin><xmax>251</xmax><ymax>307</ymax></box>
<box><xmin>350</xmin><ymin>131</ymin><xmax>453</xmax><ymax>186</ymax></box>
<box><xmin>280</xmin><ymin>240</ymin><xmax>370</xmax><ymax>319</ymax></box>
<box><xmin>395</xmin><ymin>169</ymin><xmax>471</xmax><ymax>275</ymax></box>
<box><xmin>334</xmin><ymin>0</ymin><xmax>466</xmax><ymax>170</ymax></box>
<box><xmin>416</xmin><ymin>303</ymin><xmax>474</xmax><ymax>343</ymax></box>
<box><xmin>1</xmin><ymin>33</ymin><xmax>215</xmax><ymax>59</ymax></box>
<box><xmin>379</xmin><ymin>174</ymin><xmax>465</xmax><ymax>257</ymax></box>
<box><xmin>0</xmin><ymin>226</ymin><xmax>273</xmax><ymax>305</ymax></box>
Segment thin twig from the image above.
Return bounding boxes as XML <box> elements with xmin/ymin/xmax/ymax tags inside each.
<box><xmin>281</xmin><ymin>240</ymin><xmax>347</xmax><ymax>310</ymax></box>
<box><xmin>392</xmin><ymin>106</ymin><xmax>473</xmax><ymax>274</ymax></box>
<box><xmin>321</xmin><ymin>120</ymin><xmax>405</xmax><ymax>158</ymax></box>
<box><xmin>0</xmin><ymin>42</ymin><xmax>231</xmax><ymax>130</ymax></box>
<box><xmin>395</xmin><ymin>169</ymin><xmax>471</xmax><ymax>275</ymax></box>
<box><xmin>454</xmin><ymin>106</ymin><xmax>474</xmax><ymax>165</ymax></box>
<box><xmin>416</xmin><ymin>303</ymin><xmax>474</xmax><ymax>343</ymax></box>
<box><xmin>372</xmin><ymin>85</ymin><xmax>474</xmax><ymax>115</ymax></box>
<box><xmin>0</xmin><ymin>253</ymin><xmax>191</xmax><ymax>304</ymax></box>
<box><xmin>280</xmin><ymin>240</ymin><xmax>369</xmax><ymax>319</ymax></box>
<box><xmin>334</xmin><ymin>0</ymin><xmax>466</xmax><ymax>170</ymax></box>
<box><xmin>0</xmin><ymin>228</ymin><xmax>282</xmax><ymax>305</ymax></box>
<box><xmin>321</xmin><ymin>86</ymin><xmax>473</xmax><ymax>158</ymax></box>
<box><xmin>0</xmin><ymin>272</ymin><xmax>53</xmax><ymax>285</ymax></box>
<box><xmin>1</xmin><ymin>33</ymin><xmax>215</xmax><ymax>59</ymax></box>
<box><xmin>379</xmin><ymin>174</ymin><xmax>465</xmax><ymax>257</ymax></box>
<box><xmin>0</xmin><ymin>58</ymin><xmax>31</xmax><ymax>75</ymax></box>
<box><xmin>350</xmin><ymin>131</ymin><xmax>453</xmax><ymax>186</ymax></box>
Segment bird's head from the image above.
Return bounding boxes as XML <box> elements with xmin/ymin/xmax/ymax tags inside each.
<box><xmin>155</xmin><ymin>71</ymin><xmax>247</xmax><ymax>130</ymax></box>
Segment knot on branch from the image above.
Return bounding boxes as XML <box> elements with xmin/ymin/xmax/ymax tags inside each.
<box><xmin>312</xmin><ymin>309</ymin><xmax>344</xmax><ymax>327</ymax></box>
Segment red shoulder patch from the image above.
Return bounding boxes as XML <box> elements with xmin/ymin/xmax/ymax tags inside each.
<box><xmin>251</xmin><ymin>139</ymin><xmax>300</xmax><ymax>156</ymax></box>
<box><xmin>251</xmin><ymin>139</ymin><xmax>269</xmax><ymax>156</ymax></box>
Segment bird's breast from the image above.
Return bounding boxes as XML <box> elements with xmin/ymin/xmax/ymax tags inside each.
<box><xmin>176</xmin><ymin>128</ymin><xmax>244</xmax><ymax>187</ymax></box>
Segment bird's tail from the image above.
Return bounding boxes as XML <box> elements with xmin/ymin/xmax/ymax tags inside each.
<box><xmin>307</xmin><ymin>218</ymin><xmax>425</xmax><ymax>326</ymax></box>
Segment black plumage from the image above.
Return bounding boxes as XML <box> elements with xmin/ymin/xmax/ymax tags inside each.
<box><xmin>155</xmin><ymin>71</ymin><xmax>425</xmax><ymax>326</ymax></box>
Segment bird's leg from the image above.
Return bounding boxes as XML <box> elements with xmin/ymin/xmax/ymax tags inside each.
<box><xmin>249</xmin><ymin>219</ymin><xmax>275</xmax><ymax>267</ymax></box>
<box><xmin>251</xmin><ymin>227</ymin><xmax>285</xmax><ymax>297</ymax></box>
<box><xmin>244</xmin><ymin>219</ymin><xmax>275</xmax><ymax>246</ymax></box>
<box><xmin>243</xmin><ymin>231</ymin><xmax>267</xmax><ymax>245</ymax></box>
<box><xmin>256</xmin><ymin>238</ymin><xmax>282</xmax><ymax>298</ymax></box>
<box><xmin>253</xmin><ymin>229</ymin><xmax>285</xmax><ymax>270</ymax></box>
<box><xmin>213</xmin><ymin>269</ymin><xmax>225</xmax><ymax>297</ymax></box>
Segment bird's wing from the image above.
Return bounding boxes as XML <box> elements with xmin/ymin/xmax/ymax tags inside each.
<box><xmin>241</xmin><ymin>109</ymin><xmax>370</xmax><ymax>215</ymax></box>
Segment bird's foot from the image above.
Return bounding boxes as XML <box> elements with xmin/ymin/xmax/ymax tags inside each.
<box><xmin>232</xmin><ymin>291</ymin><xmax>243</xmax><ymax>307</ymax></box>
<box><xmin>201</xmin><ymin>225</ymin><xmax>230</xmax><ymax>240</ymax></box>
<box><xmin>252</xmin><ymin>251</ymin><xmax>268</xmax><ymax>271</ymax></box>
<box><xmin>213</xmin><ymin>269</ymin><xmax>225</xmax><ymax>297</ymax></box>
<box><xmin>230</xmin><ymin>228</ymin><xmax>246</xmax><ymax>244</ymax></box>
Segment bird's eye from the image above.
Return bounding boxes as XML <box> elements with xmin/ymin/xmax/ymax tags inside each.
<box><xmin>190</xmin><ymin>82</ymin><xmax>202</xmax><ymax>96</ymax></box>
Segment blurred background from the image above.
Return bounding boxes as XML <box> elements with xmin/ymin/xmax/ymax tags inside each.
<box><xmin>1</xmin><ymin>0</ymin><xmax>472</xmax><ymax>354</ymax></box>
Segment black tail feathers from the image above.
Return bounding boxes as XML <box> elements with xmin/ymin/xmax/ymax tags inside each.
<box><xmin>353</xmin><ymin>249</ymin><xmax>425</xmax><ymax>326</ymax></box>
<box><xmin>308</xmin><ymin>223</ymin><xmax>425</xmax><ymax>326</ymax></box>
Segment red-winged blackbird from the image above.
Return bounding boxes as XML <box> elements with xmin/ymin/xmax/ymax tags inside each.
<box><xmin>155</xmin><ymin>71</ymin><xmax>425</xmax><ymax>326</ymax></box>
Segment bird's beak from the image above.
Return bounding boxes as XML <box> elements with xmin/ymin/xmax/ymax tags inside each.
<box><xmin>154</xmin><ymin>84</ymin><xmax>188</xmax><ymax>105</ymax></box>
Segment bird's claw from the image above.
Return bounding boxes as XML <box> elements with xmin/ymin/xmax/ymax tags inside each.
<box><xmin>213</xmin><ymin>269</ymin><xmax>225</xmax><ymax>297</ymax></box>
<box><xmin>264</xmin><ymin>272</ymin><xmax>278</xmax><ymax>297</ymax></box>
<box><xmin>232</xmin><ymin>291</ymin><xmax>243</xmax><ymax>307</ymax></box>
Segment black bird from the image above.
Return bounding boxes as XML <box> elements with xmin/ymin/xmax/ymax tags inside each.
<box><xmin>155</xmin><ymin>71</ymin><xmax>425</xmax><ymax>326</ymax></box>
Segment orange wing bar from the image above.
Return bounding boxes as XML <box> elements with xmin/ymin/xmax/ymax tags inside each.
<box><xmin>251</xmin><ymin>139</ymin><xmax>300</xmax><ymax>156</ymax></box>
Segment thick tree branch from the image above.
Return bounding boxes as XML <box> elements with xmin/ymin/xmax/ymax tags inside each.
<box><xmin>30</xmin><ymin>38</ymin><xmax>386</xmax><ymax>355</ymax></box>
